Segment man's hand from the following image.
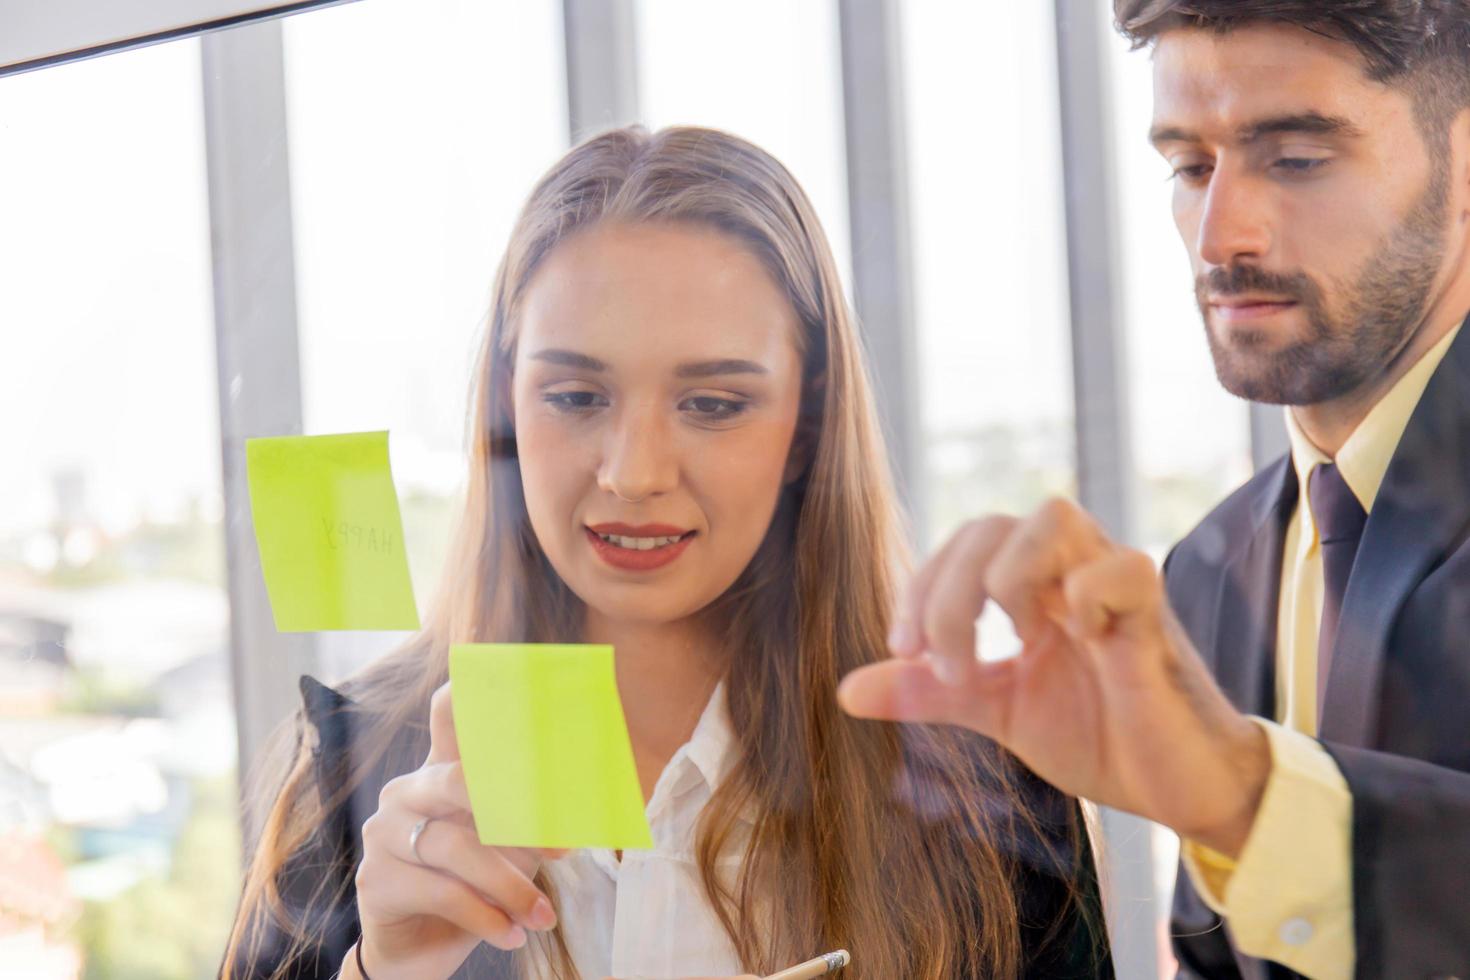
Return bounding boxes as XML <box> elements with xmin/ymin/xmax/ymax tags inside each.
<box><xmin>838</xmin><ymin>499</ymin><xmax>1272</xmax><ymax>857</ymax></box>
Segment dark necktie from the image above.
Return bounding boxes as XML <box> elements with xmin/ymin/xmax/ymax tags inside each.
<box><xmin>1309</xmin><ymin>462</ymin><xmax>1367</xmax><ymax>713</ymax></box>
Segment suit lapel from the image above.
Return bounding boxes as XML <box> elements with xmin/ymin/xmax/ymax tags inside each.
<box><xmin>1210</xmin><ymin>457</ymin><xmax>1296</xmax><ymax>719</ymax></box>
<box><xmin>1320</xmin><ymin>325</ymin><xmax>1470</xmax><ymax>745</ymax></box>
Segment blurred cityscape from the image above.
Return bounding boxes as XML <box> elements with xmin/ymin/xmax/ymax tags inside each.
<box><xmin>0</xmin><ymin>470</ymin><xmax>237</xmax><ymax>979</ymax></box>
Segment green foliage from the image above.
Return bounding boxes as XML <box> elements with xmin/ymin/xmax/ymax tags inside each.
<box><xmin>74</xmin><ymin>776</ymin><xmax>241</xmax><ymax>980</ymax></box>
<box><xmin>58</xmin><ymin>667</ymin><xmax>161</xmax><ymax>717</ymax></box>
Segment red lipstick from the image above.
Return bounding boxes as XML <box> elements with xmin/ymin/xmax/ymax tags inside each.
<box><xmin>584</xmin><ymin>523</ymin><xmax>696</xmax><ymax>572</ymax></box>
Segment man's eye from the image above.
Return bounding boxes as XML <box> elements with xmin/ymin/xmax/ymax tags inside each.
<box><xmin>544</xmin><ymin>391</ymin><xmax>606</xmax><ymax>412</ymax></box>
<box><xmin>681</xmin><ymin>396</ymin><xmax>747</xmax><ymax>420</ymax></box>
<box><xmin>1169</xmin><ymin>163</ymin><xmax>1212</xmax><ymax>184</ymax></box>
<box><xmin>1274</xmin><ymin>157</ymin><xmax>1329</xmax><ymax>175</ymax></box>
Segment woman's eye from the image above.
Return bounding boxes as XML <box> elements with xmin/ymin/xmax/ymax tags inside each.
<box><xmin>543</xmin><ymin>390</ymin><xmax>606</xmax><ymax>412</ymax></box>
<box><xmin>681</xmin><ymin>395</ymin><xmax>747</xmax><ymax>421</ymax></box>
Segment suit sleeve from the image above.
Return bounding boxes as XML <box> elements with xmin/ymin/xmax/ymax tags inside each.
<box><xmin>1316</xmin><ymin>741</ymin><xmax>1470</xmax><ymax>977</ymax></box>
<box><xmin>1179</xmin><ymin>721</ymin><xmax>1353</xmax><ymax>979</ymax></box>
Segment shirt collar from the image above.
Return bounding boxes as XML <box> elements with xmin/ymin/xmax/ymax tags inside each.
<box><xmin>1286</xmin><ymin>323</ymin><xmax>1461</xmax><ymax>516</ymax></box>
<box><xmin>681</xmin><ymin>680</ymin><xmax>737</xmax><ymax>792</ymax></box>
<box><xmin>646</xmin><ymin>681</ymin><xmax>739</xmax><ymax>822</ymax></box>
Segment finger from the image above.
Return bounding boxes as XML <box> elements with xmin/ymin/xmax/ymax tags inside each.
<box><xmin>378</xmin><ymin>761</ymin><xmax>473</xmax><ymax>819</ymax></box>
<box><xmin>890</xmin><ymin>524</ymin><xmax>972</xmax><ymax>657</ymax></box>
<box><xmin>356</xmin><ymin>859</ymin><xmax>527</xmax><ymax>950</ymax></box>
<box><xmin>426</xmin><ymin>682</ymin><xmax>459</xmax><ymax>764</ymax></box>
<box><xmin>919</xmin><ymin>517</ymin><xmax>1019</xmax><ymax>683</ymax></box>
<box><xmin>384</xmin><ymin>815</ymin><xmax>556</xmax><ymax>932</ymax></box>
<box><xmin>1061</xmin><ymin>548</ymin><xmax>1163</xmax><ymax>643</ymax></box>
<box><xmin>837</xmin><ymin>656</ymin><xmax>1015</xmax><ymax>736</ymax></box>
<box><xmin>416</xmin><ymin>812</ymin><xmax>556</xmax><ymax>874</ymax></box>
<box><xmin>985</xmin><ymin>499</ymin><xmax>1110</xmax><ymax>644</ymax></box>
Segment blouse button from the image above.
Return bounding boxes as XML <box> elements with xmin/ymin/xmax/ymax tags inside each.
<box><xmin>1278</xmin><ymin>917</ymin><xmax>1314</xmax><ymax>947</ymax></box>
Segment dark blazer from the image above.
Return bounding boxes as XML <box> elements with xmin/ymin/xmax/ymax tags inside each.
<box><xmin>1165</xmin><ymin>323</ymin><xmax>1470</xmax><ymax>979</ymax></box>
<box><xmin>224</xmin><ymin>677</ymin><xmax>1113</xmax><ymax>979</ymax></box>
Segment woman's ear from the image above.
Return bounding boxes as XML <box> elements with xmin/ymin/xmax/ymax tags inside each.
<box><xmin>783</xmin><ymin>433</ymin><xmax>812</xmax><ymax>484</ymax></box>
<box><xmin>784</xmin><ymin>375</ymin><xmax>824</xmax><ymax>484</ymax></box>
<box><xmin>489</xmin><ymin>366</ymin><xmax>520</xmax><ymax>459</ymax></box>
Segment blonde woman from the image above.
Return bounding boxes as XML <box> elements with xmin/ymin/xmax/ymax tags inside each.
<box><xmin>222</xmin><ymin>126</ymin><xmax>1111</xmax><ymax>980</ymax></box>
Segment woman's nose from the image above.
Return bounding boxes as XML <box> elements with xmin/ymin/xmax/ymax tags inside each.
<box><xmin>596</xmin><ymin>406</ymin><xmax>677</xmax><ymax>503</ymax></box>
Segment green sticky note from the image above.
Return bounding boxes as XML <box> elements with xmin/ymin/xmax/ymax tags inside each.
<box><xmin>449</xmin><ymin>644</ymin><xmax>653</xmax><ymax>850</ymax></box>
<box><xmin>245</xmin><ymin>431</ymin><xmax>420</xmax><ymax>631</ymax></box>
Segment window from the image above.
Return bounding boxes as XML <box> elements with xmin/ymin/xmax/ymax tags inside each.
<box><xmin>903</xmin><ymin>0</ymin><xmax>1076</xmax><ymax>545</ymax></box>
<box><xmin>0</xmin><ymin>37</ymin><xmax>238</xmax><ymax>979</ymax></box>
<box><xmin>635</xmin><ymin>0</ymin><xmax>851</xmax><ymax>282</ymax></box>
<box><xmin>283</xmin><ymin>0</ymin><xmax>566</xmax><ymax>678</ymax></box>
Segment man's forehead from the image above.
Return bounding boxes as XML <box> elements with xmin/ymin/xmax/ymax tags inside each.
<box><xmin>1150</xmin><ymin>24</ymin><xmax>1383</xmax><ymax>137</ymax></box>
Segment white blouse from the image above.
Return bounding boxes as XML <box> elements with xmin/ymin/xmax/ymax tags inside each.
<box><xmin>525</xmin><ymin>684</ymin><xmax>751</xmax><ymax>979</ymax></box>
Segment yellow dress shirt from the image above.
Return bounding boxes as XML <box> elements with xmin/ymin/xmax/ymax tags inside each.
<box><xmin>1180</xmin><ymin>324</ymin><xmax>1462</xmax><ymax>979</ymax></box>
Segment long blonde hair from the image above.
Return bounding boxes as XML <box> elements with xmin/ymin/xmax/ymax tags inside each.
<box><xmin>224</xmin><ymin>125</ymin><xmax>1093</xmax><ymax>979</ymax></box>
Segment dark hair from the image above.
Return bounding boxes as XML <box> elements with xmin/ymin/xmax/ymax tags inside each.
<box><xmin>1115</xmin><ymin>0</ymin><xmax>1470</xmax><ymax>139</ymax></box>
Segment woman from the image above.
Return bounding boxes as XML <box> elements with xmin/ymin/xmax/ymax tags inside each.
<box><xmin>223</xmin><ymin>126</ymin><xmax>1111</xmax><ymax>979</ymax></box>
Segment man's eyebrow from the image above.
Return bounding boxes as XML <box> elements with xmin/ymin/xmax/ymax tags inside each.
<box><xmin>1150</xmin><ymin>112</ymin><xmax>1364</xmax><ymax>147</ymax></box>
<box><xmin>675</xmin><ymin>358</ymin><xmax>769</xmax><ymax>379</ymax></box>
<box><xmin>528</xmin><ymin>349</ymin><xmax>607</xmax><ymax>371</ymax></box>
<box><xmin>1149</xmin><ymin>124</ymin><xmax>1200</xmax><ymax>146</ymax></box>
<box><xmin>1236</xmin><ymin>112</ymin><xmax>1364</xmax><ymax>143</ymax></box>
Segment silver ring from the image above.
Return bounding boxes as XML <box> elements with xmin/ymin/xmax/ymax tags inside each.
<box><xmin>409</xmin><ymin>816</ymin><xmax>432</xmax><ymax>866</ymax></box>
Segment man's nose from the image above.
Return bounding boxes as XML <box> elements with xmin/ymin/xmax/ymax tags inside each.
<box><xmin>1196</xmin><ymin>170</ymin><xmax>1273</xmax><ymax>269</ymax></box>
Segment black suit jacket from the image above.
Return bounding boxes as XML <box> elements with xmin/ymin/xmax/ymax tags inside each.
<box><xmin>224</xmin><ymin>677</ymin><xmax>1112</xmax><ymax>979</ymax></box>
<box><xmin>1165</xmin><ymin>323</ymin><xmax>1470</xmax><ymax>979</ymax></box>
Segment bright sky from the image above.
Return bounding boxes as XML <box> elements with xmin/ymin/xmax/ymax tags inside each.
<box><xmin>0</xmin><ymin>0</ymin><xmax>1249</xmax><ymax>544</ymax></box>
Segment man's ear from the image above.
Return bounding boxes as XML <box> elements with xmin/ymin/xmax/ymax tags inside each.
<box><xmin>1454</xmin><ymin>106</ymin><xmax>1470</xmax><ymax>225</ymax></box>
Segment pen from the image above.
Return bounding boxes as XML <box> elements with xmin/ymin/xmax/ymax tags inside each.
<box><xmin>762</xmin><ymin>949</ymin><xmax>850</xmax><ymax>980</ymax></box>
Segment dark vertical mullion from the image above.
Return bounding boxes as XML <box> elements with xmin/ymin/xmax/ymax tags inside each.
<box><xmin>562</xmin><ymin>0</ymin><xmax>639</xmax><ymax>144</ymax></box>
<box><xmin>1053</xmin><ymin>1</ymin><xmax>1158</xmax><ymax>974</ymax></box>
<box><xmin>201</xmin><ymin>19</ymin><xmax>317</xmax><ymax>844</ymax></box>
<box><xmin>837</xmin><ymin>0</ymin><xmax>925</xmax><ymax>538</ymax></box>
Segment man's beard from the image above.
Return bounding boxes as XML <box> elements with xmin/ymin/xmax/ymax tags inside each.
<box><xmin>1196</xmin><ymin>165</ymin><xmax>1449</xmax><ymax>407</ymax></box>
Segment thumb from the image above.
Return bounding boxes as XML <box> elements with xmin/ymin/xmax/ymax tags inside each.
<box><xmin>838</xmin><ymin>658</ymin><xmax>1011</xmax><ymax>735</ymax></box>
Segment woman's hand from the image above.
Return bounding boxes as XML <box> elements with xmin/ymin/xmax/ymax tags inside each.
<box><xmin>349</xmin><ymin>682</ymin><xmax>564</xmax><ymax>980</ymax></box>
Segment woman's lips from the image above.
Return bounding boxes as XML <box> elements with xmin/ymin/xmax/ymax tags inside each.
<box><xmin>584</xmin><ymin>526</ymin><xmax>696</xmax><ymax>572</ymax></box>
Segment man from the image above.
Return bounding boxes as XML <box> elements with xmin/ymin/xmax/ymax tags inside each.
<box><xmin>840</xmin><ymin>3</ymin><xmax>1470</xmax><ymax>978</ymax></box>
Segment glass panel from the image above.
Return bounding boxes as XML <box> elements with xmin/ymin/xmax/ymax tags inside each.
<box><xmin>283</xmin><ymin>0</ymin><xmax>566</xmax><ymax>680</ymax></box>
<box><xmin>902</xmin><ymin>0</ymin><xmax>1076</xmax><ymax>546</ymax></box>
<box><xmin>0</xmin><ymin>37</ymin><xmax>238</xmax><ymax>979</ymax></box>
<box><xmin>636</xmin><ymin>0</ymin><xmax>851</xmax><ymax>282</ymax></box>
